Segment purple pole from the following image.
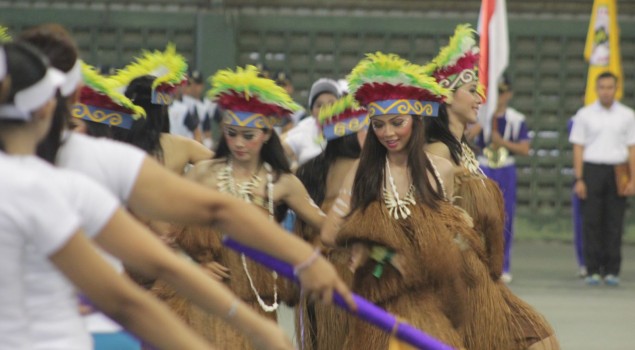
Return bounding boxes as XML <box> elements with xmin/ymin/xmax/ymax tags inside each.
<box><xmin>223</xmin><ymin>237</ymin><xmax>454</xmax><ymax>350</ymax></box>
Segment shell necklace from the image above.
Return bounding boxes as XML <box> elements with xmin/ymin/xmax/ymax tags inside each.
<box><xmin>383</xmin><ymin>158</ymin><xmax>416</xmax><ymax>220</ymax></box>
<box><xmin>217</xmin><ymin>160</ymin><xmax>279</xmax><ymax>312</ymax></box>
<box><xmin>460</xmin><ymin>141</ymin><xmax>486</xmax><ymax>177</ymax></box>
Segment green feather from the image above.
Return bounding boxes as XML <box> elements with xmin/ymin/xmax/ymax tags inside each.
<box><xmin>208</xmin><ymin>65</ymin><xmax>301</xmax><ymax>113</ymax></box>
<box><xmin>317</xmin><ymin>95</ymin><xmax>362</xmax><ymax>124</ymax></box>
<box><xmin>347</xmin><ymin>52</ymin><xmax>450</xmax><ymax>99</ymax></box>
<box><xmin>80</xmin><ymin>62</ymin><xmax>146</xmax><ymax>117</ymax></box>
<box><xmin>109</xmin><ymin>43</ymin><xmax>188</xmax><ymax>90</ymax></box>
<box><xmin>0</xmin><ymin>26</ymin><xmax>12</xmax><ymax>43</ymax></box>
<box><xmin>429</xmin><ymin>24</ymin><xmax>478</xmax><ymax>72</ymax></box>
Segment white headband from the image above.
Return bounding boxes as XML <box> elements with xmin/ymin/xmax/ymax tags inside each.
<box><xmin>0</xmin><ymin>67</ymin><xmax>65</xmax><ymax>121</ymax></box>
<box><xmin>59</xmin><ymin>59</ymin><xmax>81</xmax><ymax>97</ymax></box>
<box><xmin>0</xmin><ymin>47</ymin><xmax>6</xmax><ymax>81</ymax></box>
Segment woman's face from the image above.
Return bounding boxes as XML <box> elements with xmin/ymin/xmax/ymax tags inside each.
<box><xmin>223</xmin><ymin>124</ymin><xmax>270</xmax><ymax>162</ymax></box>
<box><xmin>370</xmin><ymin>114</ymin><xmax>413</xmax><ymax>154</ymax></box>
<box><xmin>311</xmin><ymin>92</ymin><xmax>338</xmax><ymax>118</ymax></box>
<box><xmin>447</xmin><ymin>82</ymin><xmax>482</xmax><ymax>125</ymax></box>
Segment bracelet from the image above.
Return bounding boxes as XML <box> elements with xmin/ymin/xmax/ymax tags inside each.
<box><xmin>293</xmin><ymin>248</ymin><xmax>321</xmax><ymax>277</ymax></box>
<box><xmin>226</xmin><ymin>299</ymin><xmax>239</xmax><ymax>320</ymax></box>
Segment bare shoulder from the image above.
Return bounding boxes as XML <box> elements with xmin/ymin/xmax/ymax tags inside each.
<box><xmin>427</xmin><ymin>153</ymin><xmax>456</xmax><ymax>178</ymax></box>
<box><xmin>424</xmin><ymin>142</ymin><xmax>453</xmax><ymax>163</ymax></box>
<box><xmin>165</xmin><ymin>133</ymin><xmax>203</xmax><ymax>149</ymax></box>
<box><xmin>278</xmin><ymin>172</ymin><xmax>302</xmax><ymax>188</ymax></box>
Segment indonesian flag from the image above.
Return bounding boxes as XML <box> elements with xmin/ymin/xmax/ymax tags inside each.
<box><xmin>584</xmin><ymin>0</ymin><xmax>623</xmax><ymax>105</ymax></box>
<box><xmin>477</xmin><ymin>0</ymin><xmax>509</xmax><ymax>142</ymax></box>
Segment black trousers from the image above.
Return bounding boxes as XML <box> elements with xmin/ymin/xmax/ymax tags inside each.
<box><xmin>582</xmin><ymin>162</ymin><xmax>627</xmax><ymax>276</ymax></box>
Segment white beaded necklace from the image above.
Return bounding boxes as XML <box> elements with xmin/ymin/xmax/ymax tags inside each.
<box><xmin>383</xmin><ymin>158</ymin><xmax>416</xmax><ymax>220</ymax></box>
<box><xmin>460</xmin><ymin>141</ymin><xmax>486</xmax><ymax>177</ymax></box>
<box><xmin>217</xmin><ymin>160</ymin><xmax>279</xmax><ymax>312</ymax></box>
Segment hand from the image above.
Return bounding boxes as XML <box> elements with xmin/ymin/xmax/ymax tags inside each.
<box><xmin>623</xmin><ymin>181</ymin><xmax>635</xmax><ymax>196</ymax></box>
<box><xmin>296</xmin><ymin>255</ymin><xmax>357</xmax><ymax>311</ymax></box>
<box><xmin>490</xmin><ymin>131</ymin><xmax>505</xmax><ymax>147</ymax></box>
<box><xmin>349</xmin><ymin>243</ymin><xmax>370</xmax><ymax>273</ymax></box>
<box><xmin>249</xmin><ymin>320</ymin><xmax>294</xmax><ymax>350</ymax></box>
<box><xmin>78</xmin><ymin>303</ymin><xmax>95</xmax><ymax>316</ymax></box>
<box><xmin>574</xmin><ymin>180</ymin><xmax>587</xmax><ymax>199</ymax></box>
<box><xmin>202</xmin><ymin>262</ymin><xmax>230</xmax><ymax>281</ymax></box>
<box><xmin>389</xmin><ymin>253</ymin><xmax>406</xmax><ymax>276</ymax></box>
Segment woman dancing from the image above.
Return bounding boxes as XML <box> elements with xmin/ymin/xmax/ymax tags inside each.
<box><xmin>424</xmin><ymin>24</ymin><xmax>558</xmax><ymax>349</ymax></box>
<box><xmin>153</xmin><ymin>65</ymin><xmax>327</xmax><ymax>349</ymax></box>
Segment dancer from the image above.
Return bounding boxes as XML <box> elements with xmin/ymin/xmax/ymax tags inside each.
<box><xmin>107</xmin><ymin>46</ymin><xmax>212</xmax><ymax>174</ymax></box>
<box><xmin>0</xmin><ymin>40</ymin><xmax>214</xmax><ymax>350</ymax></box>
<box><xmin>295</xmin><ymin>94</ymin><xmax>367</xmax><ymax>350</ymax></box>
<box><xmin>320</xmin><ymin>52</ymin><xmax>475</xmax><ymax>349</ymax></box>
<box><xmin>424</xmin><ymin>24</ymin><xmax>558</xmax><ymax>349</ymax></box>
<box><xmin>152</xmin><ymin>65</ymin><xmax>327</xmax><ymax>349</ymax></box>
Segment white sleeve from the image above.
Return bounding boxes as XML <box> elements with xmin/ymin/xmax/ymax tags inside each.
<box><xmin>625</xmin><ymin>113</ymin><xmax>635</xmax><ymax>146</ymax></box>
<box><xmin>101</xmin><ymin>139</ymin><xmax>146</xmax><ymax>203</ymax></box>
<box><xmin>17</xmin><ymin>183</ymin><xmax>82</xmax><ymax>256</ymax></box>
<box><xmin>67</xmin><ymin>172</ymin><xmax>120</xmax><ymax>238</ymax></box>
<box><xmin>285</xmin><ymin>131</ymin><xmax>304</xmax><ymax>157</ymax></box>
<box><xmin>569</xmin><ymin>112</ymin><xmax>586</xmax><ymax>145</ymax></box>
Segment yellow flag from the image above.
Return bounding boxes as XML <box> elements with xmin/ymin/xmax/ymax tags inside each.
<box><xmin>584</xmin><ymin>0</ymin><xmax>623</xmax><ymax>105</ymax></box>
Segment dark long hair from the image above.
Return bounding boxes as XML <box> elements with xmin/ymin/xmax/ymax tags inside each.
<box><xmin>350</xmin><ymin>116</ymin><xmax>442</xmax><ymax>213</ymax></box>
<box><xmin>425</xmin><ymin>104</ymin><xmax>465</xmax><ymax>166</ymax></box>
<box><xmin>0</xmin><ymin>42</ymin><xmax>50</xmax><ymax>151</ymax></box>
<box><xmin>111</xmin><ymin>75</ymin><xmax>166</xmax><ymax>161</ymax></box>
<box><xmin>214</xmin><ymin>123</ymin><xmax>291</xmax><ymax>222</ymax></box>
<box><xmin>296</xmin><ymin>133</ymin><xmax>361</xmax><ymax>206</ymax></box>
<box><xmin>20</xmin><ymin>24</ymin><xmax>79</xmax><ymax>164</ymax></box>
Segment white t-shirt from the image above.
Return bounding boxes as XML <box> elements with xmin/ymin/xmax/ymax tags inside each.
<box><xmin>6</xmin><ymin>155</ymin><xmax>119</xmax><ymax>350</ymax></box>
<box><xmin>285</xmin><ymin>116</ymin><xmax>325</xmax><ymax>165</ymax></box>
<box><xmin>570</xmin><ymin>101</ymin><xmax>635</xmax><ymax>165</ymax></box>
<box><xmin>57</xmin><ymin>132</ymin><xmax>146</xmax><ymax>204</ymax></box>
<box><xmin>169</xmin><ymin>98</ymin><xmax>195</xmax><ymax>139</ymax></box>
<box><xmin>56</xmin><ymin>132</ymin><xmax>146</xmax><ymax>334</ymax></box>
<box><xmin>0</xmin><ymin>154</ymin><xmax>81</xmax><ymax>350</ymax></box>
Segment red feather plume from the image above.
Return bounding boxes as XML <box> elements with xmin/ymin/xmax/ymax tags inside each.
<box><xmin>354</xmin><ymin>82</ymin><xmax>446</xmax><ymax>107</ymax></box>
<box><xmin>216</xmin><ymin>91</ymin><xmax>293</xmax><ymax>117</ymax></box>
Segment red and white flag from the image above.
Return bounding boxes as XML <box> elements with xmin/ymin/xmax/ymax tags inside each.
<box><xmin>477</xmin><ymin>0</ymin><xmax>509</xmax><ymax>142</ymax></box>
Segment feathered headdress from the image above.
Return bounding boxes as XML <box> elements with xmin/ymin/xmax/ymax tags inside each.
<box><xmin>347</xmin><ymin>52</ymin><xmax>449</xmax><ymax>118</ymax></box>
<box><xmin>110</xmin><ymin>43</ymin><xmax>188</xmax><ymax>105</ymax></box>
<box><xmin>208</xmin><ymin>65</ymin><xmax>301</xmax><ymax>129</ymax></box>
<box><xmin>72</xmin><ymin>62</ymin><xmax>146</xmax><ymax>129</ymax></box>
<box><xmin>317</xmin><ymin>94</ymin><xmax>368</xmax><ymax>141</ymax></box>
<box><xmin>424</xmin><ymin>24</ymin><xmax>482</xmax><ymax>96</ymax></box>
<box><xmin>0</xmin><ymin>26</ymin><xmax>8</xmax><ymax>82</ymax></box>
<box><xmin>0</xmin><ymin>26</ymin><xmax>11</xmax><ymax>43</ymax></box>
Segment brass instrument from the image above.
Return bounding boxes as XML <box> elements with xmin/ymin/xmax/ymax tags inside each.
<box><xmin>483</xmin><ymin>145</ymin><xmax>510</xmax><ymax>169</ymax></box>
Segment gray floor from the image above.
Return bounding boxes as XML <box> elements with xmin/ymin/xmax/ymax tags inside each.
<box><xmin>278</xmin><ymin>241</ymin><xmax>635</xmax><ymax>349</ymax></box>
<box><xmin>508</xmin><ymin>241</ymin><xmax>635</xmax><ymax>350</ymax></box>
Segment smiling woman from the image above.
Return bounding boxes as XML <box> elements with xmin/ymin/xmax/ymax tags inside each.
<box><xmin>152</xmin><ymin>65</ymin><xmax>329</xmax><ymax>349</ymax></box>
